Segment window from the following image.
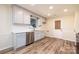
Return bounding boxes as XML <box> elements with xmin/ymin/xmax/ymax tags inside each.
<box><xmin>55</xmin><ymin>20</ymin><xmax>61</xmax><ymax>29</ymax></box>
<box><xmin>31</xmin><ymin>18</ymin><xmax>37</xmax><ymax>28</ymax></box>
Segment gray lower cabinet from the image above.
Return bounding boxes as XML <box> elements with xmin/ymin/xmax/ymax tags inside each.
<box><xmin>15</xmin><ymin>32</ymin><xmax>34</xmax><ymax>48</ymax></box>
<box><xmin>16</xmin><ymin>32</ymin><xmax>26</xmax><ymax>48</ymax></box>
<box><xmin>35</xmin><ymin>31</ymin><xmax>45</xmax><ymax>41</ymax></box>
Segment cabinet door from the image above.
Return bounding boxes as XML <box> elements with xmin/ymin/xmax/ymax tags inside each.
<box><xmin>35</xmin><ymin>31</ymin><xmax>41</xmax><ymax>41</ymax></box>
<box><xmin>38</xmin><ymin>19</ymin><xmax>42</xmax><ymax>26</ymax></box>
<box><xmin>16</xmin><ymin>33</ymin><xmax>26</xmax><ymax>48</ymax></box>
<box><xmin>23</xmin><ymin>10</ymin><xmax>30</xmax><ymax>24</ymax></box>
<box><xmin>35</xmin><ymin>31</ymin><xmax>45</xmax><ymax>41</ymax></box>
<box><xmin>13</xmin><ymin>6</ymin><xmax>24</xmax><ymax>24</ymax></box>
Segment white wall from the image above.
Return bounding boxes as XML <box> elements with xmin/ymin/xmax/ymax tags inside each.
<box><xmin>74</xmin><ymin>11</ymin><xmax>79</xmax><ymax>33</ymax></box>
<box><xmin>0</xmin><ymin>5</ymin><xmax>12</xmax><ymax>50</ymax></box>
<box><xmin>45</xmin><ymin>15</ymin><xmax>76</xmax><ymax>42</ymax></box>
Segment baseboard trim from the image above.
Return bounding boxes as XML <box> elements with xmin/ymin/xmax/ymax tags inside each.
<box><xmin>16</xmin><ymin>46</ymin><xmax>26</xmax><ymax>51</ymax></box>
<box><xmin>0</xmin><ymin>47</ymin><xmax>13</xmax><ymax>54</ymax></box>
<box><xmin>34</xmin><ymin>37</ymin><xmax>46</xmax><ymax>43</ymax></box>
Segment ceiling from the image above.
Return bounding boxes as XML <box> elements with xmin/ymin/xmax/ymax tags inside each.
<box><xmin>18</xmin><ymin>4</ymin><xmax>79</xmax><ymax>18</ymax></box>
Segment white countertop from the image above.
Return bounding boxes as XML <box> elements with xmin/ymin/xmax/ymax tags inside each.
<box><xmin>12</xmin><ymin>29</ymin><xmax>34</xmax><ymax>33</ymax></box>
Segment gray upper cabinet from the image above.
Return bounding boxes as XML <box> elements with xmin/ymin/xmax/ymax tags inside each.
<box><xmin>12</xmin><ymin>5</ymin><xmax>45</xmax><ymax>28</ymax></box>
<box><xmin>13</xmin><ymin>6</ymin><xmax>24</xmax><ymax>24</ymax></box>
<box><xmin>23</xmin><ymin>10</ymin><xmax>30</xmax><ymax>24</ymax></box>
<box><xmin>12</xmin><ymin>6</ymin><xmax>30</xmax><ymax>24</ymax></box>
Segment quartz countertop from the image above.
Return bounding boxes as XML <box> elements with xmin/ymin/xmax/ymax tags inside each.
<box><xmin>12</xmin><ymin>29</ymin><xmax>34</xmax><ymax>33</ymax></box>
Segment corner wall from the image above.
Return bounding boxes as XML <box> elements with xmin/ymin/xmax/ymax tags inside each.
<box><xmin>0</xmin><ymin>5</ymin><xmax>12</xmax><ymax>51</ymax></box>
<box><xmin>45</xmin><ymin>15</ymin><xmax>76</xmax><ymax>42</ymax></box>
<box><xmin>74</xmin><ymin>11</ymin><xmax>79</xmax><ymax>33</ymax></box>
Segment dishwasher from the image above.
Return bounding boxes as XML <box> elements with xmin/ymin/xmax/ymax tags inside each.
<box><xmin>26</xmin><ymin>32</ymin><xmax>34</xmax><ymax>45</ymax></box>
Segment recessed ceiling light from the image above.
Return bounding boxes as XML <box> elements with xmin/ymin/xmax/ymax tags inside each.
<box><xmin>49</xmin><ymin>6</ymin><xmax>53</xmax><ymax>10</ymax></box>
<box><xmin>30</xmin><ymin>4</ymin><xmax>35</xmax><ymax>6</ymax></box>
<box><xmin>64</xmin><ymin>9</ymin><xmax>68</xmax><ymax>12</ymax></box>
<box><xmin>47</xmin><ymin>13</ymin><xmax>51</xmax><ymax>16</ymax></box>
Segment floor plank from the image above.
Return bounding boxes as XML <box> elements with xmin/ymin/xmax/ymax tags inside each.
<box><xmin>5</xmin><ymin>37</ymin><xmax>76</xmax><ymax>54</ymax></box>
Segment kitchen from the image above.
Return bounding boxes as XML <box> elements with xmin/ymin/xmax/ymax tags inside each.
<box><xmin>0</xmin><ymin>4</ymin><xmax>79</xmax><ymax>54</ymax></box>
<box><xmin>12</xmin><ymin>5</ymin><xmax>46</xmax><ymax>50</ymax></box>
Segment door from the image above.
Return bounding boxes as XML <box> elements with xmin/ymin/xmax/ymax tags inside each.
<box><xmin>61</xmin><ymin>17</ymin><xmax>75</xmax><ymax>41</ymax></box>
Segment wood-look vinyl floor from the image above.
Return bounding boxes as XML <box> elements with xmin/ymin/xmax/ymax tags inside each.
<box><xmin>6</xmin><ymin>37</ymin><xmax>76</xmax><ymax>54</ymax></box>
